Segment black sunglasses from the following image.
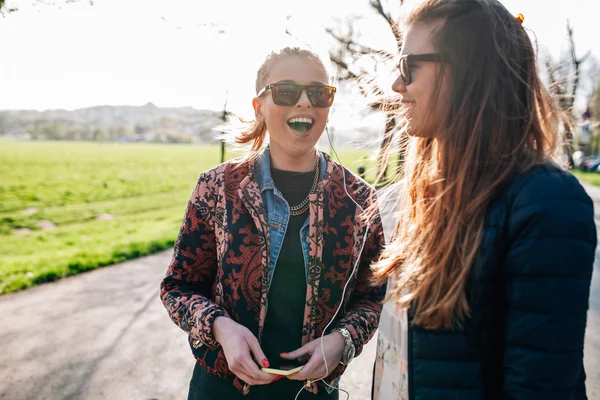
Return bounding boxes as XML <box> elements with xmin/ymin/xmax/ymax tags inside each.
<box><xmin>399</xmin><ymin>53</ymin><xmax>443</xmax><ymax>85</ymax></box>
<box><xmin>257</xmin><ymin>82</ymin><xmax>337</xmax><ymax>108</ymax></box>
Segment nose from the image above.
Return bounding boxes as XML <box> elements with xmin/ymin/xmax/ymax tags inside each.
<box><xmin>296</xmin><ymin>88</ymin><xmax>312</xmax><ymax>108</ymax></box>
<box><xmin>392</xmin><ymin>75</ymin><xmax>407</xmax><ymax>94</ymax></box>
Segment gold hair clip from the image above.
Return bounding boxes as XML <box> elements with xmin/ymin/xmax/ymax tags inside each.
<box><xmin>515</xmin><ymin>13</ymin><xmax>525</xmax><ymax>24</ymax></box>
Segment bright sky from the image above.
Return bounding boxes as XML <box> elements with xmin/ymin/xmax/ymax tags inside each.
<box><xmin>1</xmin><ymin>0</ymin><xmax>598</xmax><ymax>120</ymax></box>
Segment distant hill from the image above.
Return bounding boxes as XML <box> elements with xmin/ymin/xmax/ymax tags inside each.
<box><xmin>0</xmin><ymin>103</ymin><xmax>225</xmax><ymax>143</ymax></box>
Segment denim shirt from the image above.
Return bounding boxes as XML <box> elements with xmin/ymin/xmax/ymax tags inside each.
<box><xmin>254</xmin><ymin>148</ymin><xmax>327</xmax><ymax>288</ymax></box>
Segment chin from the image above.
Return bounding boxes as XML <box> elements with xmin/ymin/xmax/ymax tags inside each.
<box><xmin>288</xmin><ymin>141</ymin><xmax>318</xmax><ymax>155</ymax></box>
<box><xmin>406</xmin><ymin>125</ymin><xmax>435</xmax><ymax>139</ymax></box>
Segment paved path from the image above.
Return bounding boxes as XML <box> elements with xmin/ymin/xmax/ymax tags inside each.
<box><xmin>0</xmin><ymin>184</ymin><xmax>599</xmax><ymax>400</ymax></box>
<box><xmin>580</xmin><ymin>182</ymin><xmax>600</xmax><ymax>400</ymax></box>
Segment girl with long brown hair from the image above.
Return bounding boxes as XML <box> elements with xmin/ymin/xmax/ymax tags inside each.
<box><xmin>372</xmin><ymin>1</ymin><xmax>596</xmax><ymax>399</ymax></box>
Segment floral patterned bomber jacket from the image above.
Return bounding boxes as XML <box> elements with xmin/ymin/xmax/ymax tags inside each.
<box><xmin>160</xmin><ymin>151</ymin><xmax>386</xmax><ymax>394</ymax></box>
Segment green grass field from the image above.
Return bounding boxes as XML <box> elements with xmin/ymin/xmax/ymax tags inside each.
<box><xmin>0</xmin><ymin>139</ymin><xmax>377</xmax><ymax>294</ymax></box>
<box><xmin>572</xmin><ymin>170</ymin><xmax>600</xmax><ymax>187</ymax></box>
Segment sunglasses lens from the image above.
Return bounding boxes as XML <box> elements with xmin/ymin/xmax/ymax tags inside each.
<box><xmin>272</xmin><ymin>84</ymin><xmax>302</xmax><ymax>106</ymax></box>
<box><xmin>400</xmin><ymin>58</ymin><xmax>410</xmax><ymax>85</ymax></box>
<box><xmin>307</xmin><ymin>86</ymin><xmax>335</xmax><ymax>108</ymax></box>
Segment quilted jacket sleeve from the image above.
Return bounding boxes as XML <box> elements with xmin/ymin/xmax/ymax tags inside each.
<box><xmin>503</xmin><ymin>167</ymin><xmax>596</xmax><ymax>399</ymax></box>
<box><xmin>160</xmin><ymin>172</ymin><xmax>229</xmax><ymax>351</ymax></box>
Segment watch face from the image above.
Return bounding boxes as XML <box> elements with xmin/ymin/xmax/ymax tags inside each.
<box><xmin>347</xmin><ymin>346</ymin><xmax>355</xmax><ymax>362</ymax></box>
<box><xmin>342</xmin><ymin>344</ymin><xmax>355</xmax><ymax>364</ymax></box>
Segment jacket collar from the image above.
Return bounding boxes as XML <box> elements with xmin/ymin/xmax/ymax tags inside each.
<box><xmin>253</xmin><ymin>146</ymin><xmax>327</xmax><ymax>193</ymax></box>
<box><xmin>254</xmin><ymin>148</ymin><xmax>275</xmax><ymax>193</ymax></box>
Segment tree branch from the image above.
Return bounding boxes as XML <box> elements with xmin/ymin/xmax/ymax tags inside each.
<box><xmin>369</xmin><ymin>0</ymin><xmax>403</xmax><ymax>52</ymax></box>
<box><xmin>567</xmin><ymin>20</ymin><xmax>578</xmax><ymax>65</ymax></box>
<box><xmin>544</xmin><ymin>58</ymin><xmax>558</xmax><ymax>89</ymax></box>
<box><xmin>329</xmin><ymin>54</ymin><xmax>360</xmax><ymax>80</ymax></box>
<box><xmin>329</xmin><ymin>51</ymin><xmax>395</xmax><ymax>108</ymax></box>
<box><xmin>325</xmin><ymin>27</ymin><xmax>395</xmax><ymax>59</ymax></box>
<box><xmin>0</xmin><ymin>0</ymin><xmax>18</xmax><ymax>15</ymax></box>
<box><xmin>581</xmin><ymin>50</ymin><xmax>592</xmax><ymax>64</ymax></box>
<box><xmin>565</xmin><ymin>20</ymin><xmax>590</xmax><ymax>112</ymax></box>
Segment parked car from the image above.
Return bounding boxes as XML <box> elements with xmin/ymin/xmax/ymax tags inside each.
<box><xmin>589</xmin><ymin>160</ymin><xmax>600</xmax><ymax>172</ymax></box>
<box><xmin>582</xmin><ymin>158</ymin><xmax>600</xmax><ymax>172</ymax></box>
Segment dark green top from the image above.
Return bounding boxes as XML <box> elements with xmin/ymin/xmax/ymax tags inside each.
<box><xmin>261</xmin><ymin>167</ymin><xmax>314</xmax><ymax>367</ymax></box>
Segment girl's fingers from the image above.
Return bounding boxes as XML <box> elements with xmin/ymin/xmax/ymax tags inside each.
<box><xmin>240</xmin><ymin>354</ymin><xmax>274</xmax><ymax>384</ymax></box>
<box><xmin>287</xmin><ymin>350</ymin><xmax>323</xmax><ymax>381</ymax></box>
<box><xmin>280</xmin><ymin>342</ymin><xmax>313</xmax><ymax>360</ymax></box>
<box><xmin>246</xmin><ymin>335</ymin><xmax>269</xmax><ymax>369</ymax></box>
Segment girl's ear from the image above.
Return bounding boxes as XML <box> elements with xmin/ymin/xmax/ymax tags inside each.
<box><xmin>252</xmin><ymin>98</ymin><xmax>264</xmax><ymax>121</ymax></box>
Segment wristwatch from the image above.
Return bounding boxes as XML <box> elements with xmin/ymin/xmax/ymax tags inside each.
<box><xmin>333</xmin><ymin>327</ymin><xmax>355</xmax><ymax>365</ymax></box>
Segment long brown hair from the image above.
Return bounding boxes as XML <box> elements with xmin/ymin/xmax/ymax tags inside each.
<box><xmin>372</xmin><ymin>0</ymin><xmax>560</xmax><ymax>329</ymax></box>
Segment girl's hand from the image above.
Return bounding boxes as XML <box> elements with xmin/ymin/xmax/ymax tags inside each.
<box><xmin>281</xmin><ymin>333</ymin><xmax>345</xmax><ymax>381</ymax></box>
<box><xmin>213</xmin><ymin>316</ymin><xmax>276</xmax><ymax>385</ymax></box>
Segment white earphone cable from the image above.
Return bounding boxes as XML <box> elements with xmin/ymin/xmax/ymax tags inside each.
<box><xmin>294</xmin><ymin>126</ymin><xmax>371</xmax><ymax>400</ymax></box>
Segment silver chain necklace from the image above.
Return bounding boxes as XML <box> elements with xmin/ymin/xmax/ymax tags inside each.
<box><xmin>289</xmin><ymin>155</ymin><xmax>320</xmax><ymax>216</ymax></box>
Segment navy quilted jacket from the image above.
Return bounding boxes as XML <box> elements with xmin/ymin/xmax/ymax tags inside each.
<box><xmin>407</xmin><ymin>165</ymin><xmax>596</xmax><ymax>400</ymax></box>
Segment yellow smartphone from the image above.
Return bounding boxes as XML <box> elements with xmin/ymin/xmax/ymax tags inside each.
<box><xmin>261</xmin><ymin>361</ymin><xmax>304</xmax><ymax>376</ymax></box>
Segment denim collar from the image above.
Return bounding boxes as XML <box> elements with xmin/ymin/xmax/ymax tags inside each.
<box><xmin>255</xmin><ymin>148</ymin><xmax>275</xmax><ymax>193</ymax></box>
<box><xmin>255</xmin><ymin>146</ymin><xmax>326</xmax><ymax>193</ymax></box>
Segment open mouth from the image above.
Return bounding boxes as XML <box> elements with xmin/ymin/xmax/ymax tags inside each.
<box><xmin>402</xmin><ymin>101</ymin><xmax>416</xmax><ymax>109</ymax></box>
<box><xmin>287</xmin><ymin>117</ymin><xmax>315</xmax><ymax>133</ymax></box>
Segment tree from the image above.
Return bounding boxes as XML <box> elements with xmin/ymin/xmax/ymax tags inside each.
<box><xmin>544</xmin><ymin>20</ymin><xmax>591</xmax><ymax>166</ymax></box>
<box><xmin>1</xmin><ymin>0</ymin><xmax>93</xmax><ymax>17</ymax></box>
<box><xmin>0</xmin><ymin>0</ymin><xmax>17</xmax><ymax>16</ymax></box>
<box><xmin>158</xmin><ymin>116</ymin><xmax>174</xmax><ymax>137</ymax></box>
<box><xmin>0</xmin><ymin>114</ymin><xmax>6</xmax><ymax>135</ymax></box>
<box><xmin>584</xmin><ymin>62</ymin><xmax>600</xmax><ymax>155</ymax></box>
<box><xmin>325</xmin><ymin>0</ymin><xmax>405</xmax><ymax>179</ymax></box>
<box><xmin>91</xmin><ymin>128</ymin><xmax>105</xmax><ymax>141</ymax></box>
